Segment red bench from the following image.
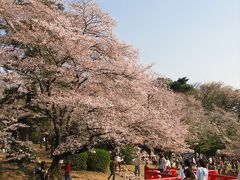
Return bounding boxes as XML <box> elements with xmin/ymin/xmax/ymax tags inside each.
<box><xmin>208</xmin><ymin>173</ymin><xmax>237</xmax><ymax>180</ymax></box>
<box><xmin>144</xmin><ymin>166</ymin><xmax>177</xmax><ymax>180</ymax></box>
<box><xmin>144</xmin><ymin>166</ymin><xmax>237</xmax><ymax>180</ymax></box>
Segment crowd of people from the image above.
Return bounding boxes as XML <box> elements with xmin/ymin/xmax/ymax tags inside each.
<box><xmin>107</xmin><ymin>151</ymin><xmax>240</xmax><ymax>180</ymax></box>
<box><xmin>208</xmin><ymin>156</ymin><xmax>239</xmax><ymax>174</ymax></box>
<box><xmin>153</xmin><ymin>153</ymin><xmax>240</xmax><ymax>180</ymax></box>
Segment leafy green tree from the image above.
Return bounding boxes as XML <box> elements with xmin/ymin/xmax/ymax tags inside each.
<box><xmin>195</xmin><ymin>132</ymin><xmax>225</xmax><ymax>157</ymax></box>
<box><xmin>121</xmin><ymin>145</ymin><xmax>138</xmax><ymax>164</ymax></box>
<box><xmin>170</xmin><ymin>77</ymin><xmax>195</xmax><ymax>93</ymax></box>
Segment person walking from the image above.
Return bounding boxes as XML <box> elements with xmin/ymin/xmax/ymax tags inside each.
<box><xmin>196</xmin><ymin>159</ymin><xmax>208</xmax><ymax>180</ymax></box>
<box><xmin>65</xmin><ymin>161</ymin><xmax>72</xmax><ymax>180</ymax></box>
<box><xmin>115</xmin><ymin>155</ymin><xmax>122</xmax><ymax>171</ymax></box>
<box><xmin>108</xmin><ymin>158</ymin><xmax>117</xmax><ymax>180</ymax></box>
<box><xmin>133</xmin><ymin>155</ymin><xmax>141</xmax><ymax>177</ymax></box>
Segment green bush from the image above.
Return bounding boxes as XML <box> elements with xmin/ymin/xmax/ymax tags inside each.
<box><xmin>87</xmin><ymin>149</ymin><xmax>110</xmax><ymax>172</ymax></box>
<box><xmin>0</xmin><ymin>162</ymin><xmax>3</xmax><ymax>177</ymax></box>
<box><xmin>121</xmin><ymin>145</ymin><xmax>137</xmax><ymax>164</ymax></box>
<box><xmin>64</xmin><ymin>152</ymin><xmax>88</xmax><ymax>171</ymax></box>
<box><xmin>29</xmin><ymin>129</ymin><xmax>41</xmax><ymax>144</ymax></box>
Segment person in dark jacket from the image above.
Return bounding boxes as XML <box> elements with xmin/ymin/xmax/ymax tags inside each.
<box><xmin>184</xmin><ymin>159</ymin><xmax>196</xmax><ymax>180</ymax></box>
<box><xmin>108</xmin><ymin>158</ymin><xmax>117</xmax><ymax>180</ymax></box>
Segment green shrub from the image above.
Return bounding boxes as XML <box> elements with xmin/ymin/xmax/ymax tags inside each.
<box><xmin>0</xmin><ymin>162</ymin><xmax>3</xmax><ymax>177</ymax></box>
<box><xmin>87</xmin><ymin>149</ymin><xmax>110</xmax><ymax>172</ymax></box>
<box><xmin>29</xmin><ymin>129</ymin><xmax>41</xmax><ymax>144</ymax></box>
<box><xmin>64</xmin><ymin>152</ymin><xmax>88</xmax><ymax>171</ymax></box>
<box><xmin>121</xmin><ymin>145</ymin><xmax>137</xmax><ymax>164</ymax></box>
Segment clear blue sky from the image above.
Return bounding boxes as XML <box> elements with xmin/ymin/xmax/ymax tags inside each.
<box><xmin>70</xmin><ymin>0</ymin><xmax>240</xmax><ymax>89</ymax></box>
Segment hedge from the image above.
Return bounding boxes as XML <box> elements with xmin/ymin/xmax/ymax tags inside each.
<box><xmin>87</xmin><ymin>149</ymin><xmax>110</xmax><ymax>172</ymax></box>
<box><xmin>64</xmin><ymin>152</ymin><xmax>88</xmax><ymax>171</ymax></box>
<box><xmin>121</xmin><ymin>145</ymin><xmax>137</xmax><ymax>164</ymax></box>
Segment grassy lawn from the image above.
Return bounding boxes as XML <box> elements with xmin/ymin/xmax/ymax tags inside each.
<box><xmin>0</xmin><ymin>158</ymin><xmax>144</xmax><ymax>179</ymax></box>
<box><xmin>0</xmin><ymin>144</ymin><xmax>146</xmax><ymax>179</ymax></box>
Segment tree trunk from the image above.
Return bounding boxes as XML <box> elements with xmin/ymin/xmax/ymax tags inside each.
<box><xmin>50</xmin><ymin>118</ymin><xmax>62</xmax><ymax>170</ymax></box>
<box><xmin>52</xmin><ymin>117</ymin><xmax>62</xmax><ymax>148</ymax></box>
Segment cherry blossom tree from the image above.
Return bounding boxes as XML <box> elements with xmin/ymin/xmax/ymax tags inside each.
<box><xmin>197</xmin><ymin>82</ymin><xmax>240</xmax><ymax>117</ymax></box>
<box><xmin>184</xmin><ymin>83</ymin><xmax>240</xmax><ymax>156</ymax></box>
<box><xmin>0</xmin><ymin>0</ymin><xmax>188</xmax><ymax>167</ymax></box>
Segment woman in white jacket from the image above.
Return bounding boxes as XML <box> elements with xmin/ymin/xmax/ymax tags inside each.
<box><xmin>196</xmin><ymin>159</ymin><xmax>208</xmax><ymax>180</ymax></box>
